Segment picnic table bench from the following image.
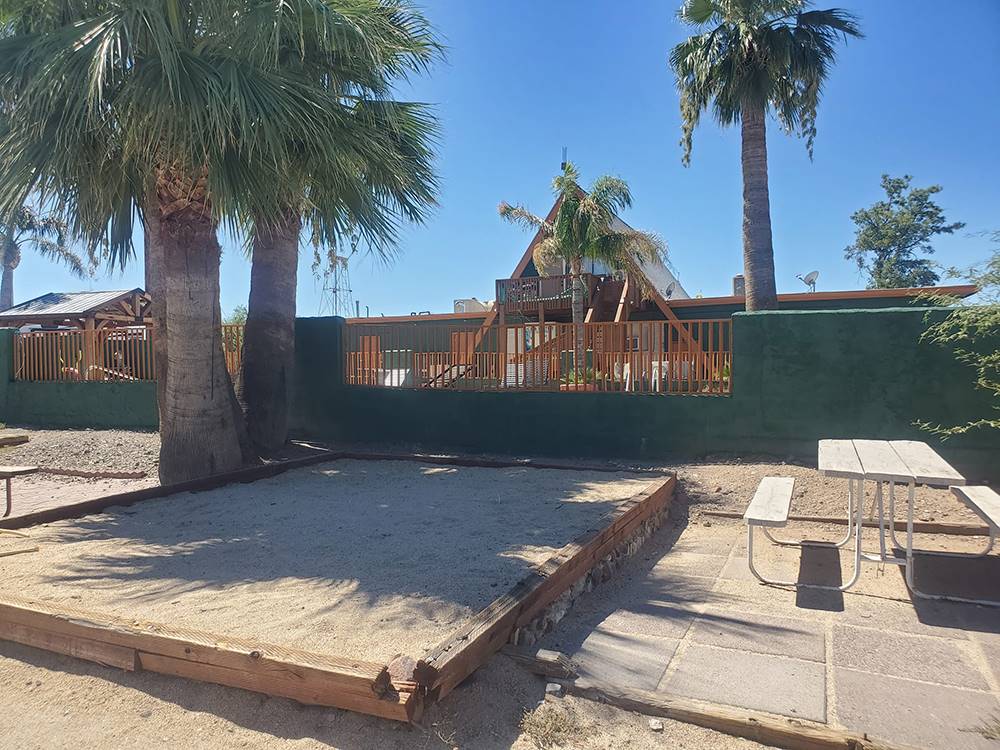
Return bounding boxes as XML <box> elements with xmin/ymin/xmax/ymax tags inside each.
<box><xmin>1</xmin><ymin>466</ymin><xmax>39</xmax><ymax>518</ymax></box>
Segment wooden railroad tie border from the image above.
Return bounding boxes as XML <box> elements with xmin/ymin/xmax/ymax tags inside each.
<box><xmin>505</xmin><ymin>648</ymin><xmax>910</xmax><ymax>750</ymax></box>
<box><xmin>0</xmin><ymin>449</ymin><xmax>341</xmax><ymax>530</ymax></box>
<box><xmin>700</xmin><ymin>509</ymin><xmax>992</xmax><ymax>538</ymax></box>
<box><xmin>416</xmin><ymin>474</ymin><xmax>676</xmax><ymax>699</ymax></box>
<box><xmin>0</xmin><ymin>594</ymin><xmax>421</xmax><ymax>722</ymax></box>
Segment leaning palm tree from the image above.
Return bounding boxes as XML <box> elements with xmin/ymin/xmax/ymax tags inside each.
<box><xmin>499</xmin><ymin>162</ymin><xmax>667</xmax><ymax>365</ymax></box>
<box><xmin>235</xmin><ymin>1</ymin><xmax>439</xmax><ymax>453</ymax></box>
<box><xmin>0</xmin><ymin>0</ymin><xmax>422</xmax><ymax>482</ymax></box>
<box><xmin>0</xmin><ymin>205</ymin><xmax>84</xmax><ymax>310</ymax></box>
<box><xmin>669</xmin><ymin>0</ymin><xmax>861</xmax><ymax>310</ymax></box>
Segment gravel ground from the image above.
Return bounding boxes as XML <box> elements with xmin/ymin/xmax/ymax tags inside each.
<box><xmin>0</xmin><ymin>429</ymin><xmax>983</xmax><ymax>525</ymax></box>
<box><xmin>672</xmin><ymin>454</ymin><xmax>985</xmax><ymax>526</ymax></box>
<box><xmin>0</xmin><ymin>426</ymin><xmax>160</xmax><ymax>482</ymax></box>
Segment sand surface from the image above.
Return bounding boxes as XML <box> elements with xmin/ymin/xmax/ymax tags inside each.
<box><xmin>0</xmin><ymin>459</ymin><xmax>653</xmax><ymax>663</ymax></box>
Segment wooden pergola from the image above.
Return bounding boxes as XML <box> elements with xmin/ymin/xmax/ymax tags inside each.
<box><xmin>0</xmin><ymin>288</ymin><xmax>151</xmax><ymax>334</ymax></box>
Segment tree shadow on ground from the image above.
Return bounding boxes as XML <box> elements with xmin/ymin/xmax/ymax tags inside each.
<box><xmin>3</xmin><ymin>459</ymin><xmax>657</xmax><ymax>656</ymax></box>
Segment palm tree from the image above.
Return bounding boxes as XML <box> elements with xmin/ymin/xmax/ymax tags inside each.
<box><xmin>0</xmin><ymin>205</ymin><xmax>84</xmax><ymax>310</ymax></box>
<box><xmin>499</xmin><ymin>162</ymin><xmax>667</xmax><ymax>365</ymax></box>
<box><xmin>235</xmin><ymin>2</ymin><xmax>439</xmax><ymax>453</ymax></box>
<box><xmin>669</xmin><ymin>0</ymin><xmax>861</xmax><ymax>310</ymax></box>
<box><xmin>0</xmin><ymin>1</ymin><xmax>428</xmax><ymax>482</ymax></box>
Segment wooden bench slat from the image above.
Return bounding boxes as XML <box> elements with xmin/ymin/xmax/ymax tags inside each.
<box><xmin>817</xmin><ymin>440</ymin><xmax>863</xmax><ymax>479</ymax></box>
<box><xmin>852</xmin><ymin>440</ymin><xmax>913</xmax><ymax>482</ymax></box>
<box><xmin>0</xmin><ymin>466</ymin><xmax>38</xmax><ymax>479</ymax></box>
<box><xmin>889</xmin><ymin>441</ymin><xmax>965</xmax><ymax>487</ymax></box>
<box><xmin>744</xmin><ymin>477</ymin><xmax>795</xmax><ymax>527</ymax></box>
<box><xmin>951</xmin><ymin>486</ymin><xmax>1000</xmax><ymax>529</ymax></box>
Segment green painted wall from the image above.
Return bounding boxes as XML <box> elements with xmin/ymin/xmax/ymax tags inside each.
<box><xmin>0</xmin><ymin>329</ymin><xmax>158</xmax><ymax>430</ymax></box>
<box><xmin>2</xmin><ymin>308</ymin><xmax>995</xmax><ymax>479</ymax></box>
<box><xmin>288</xmin><ymin>308</ymin><xmax>999</xmax><ymax>479</ymax></box>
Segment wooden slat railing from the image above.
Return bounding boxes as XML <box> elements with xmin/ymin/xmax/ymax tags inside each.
<box><xmin>12</xmin><ymin>325</ymin><xmax>246</xmax><ymax>383</ymax></box>
<box><xmin>495</xmin><ymin>274</ymin><xmax>598</xmax><ymax>314</ymax></box>
<box><xmin>343</xmin><ymin>319</ymin><xmax>732</xmax><ymax>395</ymax></box>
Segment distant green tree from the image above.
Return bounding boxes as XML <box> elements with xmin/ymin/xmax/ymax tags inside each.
<box><xmin>845</xmin><ymin>175</ymin><xmax>964</xmax><ymax>288</ymax></box>
<box><xmin>225</xmin><ymin>305</ymin><xmax>248</xmax><ymax>326</ymax></box>
<box><xmin>920</xmin><ymin>231</ymin><xmax>999</xmax><ymax>436</ymax></box>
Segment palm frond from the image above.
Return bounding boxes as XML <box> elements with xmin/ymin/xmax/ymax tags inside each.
<box><xmin>499</xmin><ymin>203</ymin><xmax>551</xmax><ymax>235</ymax></box>
<box><xmin>668</xmin><ymin>1</ymin><xmax>862</xmax><ymax>162</ymax></box>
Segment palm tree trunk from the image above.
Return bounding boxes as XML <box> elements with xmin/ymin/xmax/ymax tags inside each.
<box><xmin>740</xmin><ymin>105</ymin><xmax>778</xmax><ymax>311</ymax></box>
<box><xmin>242</xmin><ymin>209</ymin><xmax>299</xmax><ymax>453</ymax></box>
<box><xmin>153</xmin><ymin>167</ymin><xmax>244</xmax><ymax>483</ymax></box>
<box><xmin>143</xmin><ymin>191</ymin><xmax>168</xmax><ymax>420</ymax></box>
<box><xmin>570</xmin><ymin>255</ymin><xmax>586</xmax><ymax>373</ymax></box>
<box><xmin>0</xmin><ymin>263</ymin><xmax>14</xmax><ymax>311</ymax></box>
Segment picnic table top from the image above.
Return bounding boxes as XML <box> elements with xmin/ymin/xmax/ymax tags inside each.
<box><xmin>818</xmin><ymin>439</ymin><xmax>965</xmax><ymax>486</ymax></box>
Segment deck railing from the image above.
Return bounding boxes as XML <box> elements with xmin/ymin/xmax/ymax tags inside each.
<box><xmin>344</xmin><ymin>319</ymin><xmax>732</xmax><ymax>395</ymax></box>
<box><xmin>12</xmin><ymin>325</ymin><xmax>246</xmax><ymax>382</ymax></box>
<box><xmin>495</xmin><ymin>274</ymin><xmax>599</xmax><ymax>314</ymax></box>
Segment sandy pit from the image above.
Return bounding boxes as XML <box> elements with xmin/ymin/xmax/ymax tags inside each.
<box><xmin>0</xmin><ymin>458</ymin><xmax>655</xmax><ymax>664</ymax></box>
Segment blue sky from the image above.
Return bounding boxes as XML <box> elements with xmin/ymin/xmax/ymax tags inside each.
<box><xmin>14</xmin><ymin>0</ymin><xmax>1000</xmax><ymax>317</ymax></box>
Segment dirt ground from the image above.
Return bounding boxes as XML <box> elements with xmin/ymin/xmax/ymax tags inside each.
<box><xmin>0</xmin><ymin>428</ymin><xmax>990</xmax><ymax>749</ymax></box>
<box><xmin>0</xmin><ymin>639</ymin><xmax>768</xmax><ymax>750</ymax></box>
<box><xmin>0</xmin><ymin>459</ymin><xmax>652</xmax><ymax>663</ymax></box>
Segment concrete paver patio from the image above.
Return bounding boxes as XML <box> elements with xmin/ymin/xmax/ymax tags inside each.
<box><xmin>541</xmin><ymin>515</ymin><xmax>1000</xmax><ymax>750</ymax></box>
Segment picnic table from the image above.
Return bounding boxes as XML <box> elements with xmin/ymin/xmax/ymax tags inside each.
<box><xmin>746</xmin><ymin>440</ymin><xmax>997</xmax><ymax>606</ymax></box>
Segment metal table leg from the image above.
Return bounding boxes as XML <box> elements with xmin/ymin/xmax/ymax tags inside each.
<box><xmin>888</xmin><ymin>481</ymin><xmax>995</xmax><ymax>558</ymax></box>
<box><xmin>901</xmin><ymin>481</ymin><xmax>1000</xmax><ymax>607</ymax></box>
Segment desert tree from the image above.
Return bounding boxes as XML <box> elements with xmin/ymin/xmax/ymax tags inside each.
<box><xmin>845</xmin><ymin>174</ymin><xmax>964</xmax><ymax>289</ymax></box>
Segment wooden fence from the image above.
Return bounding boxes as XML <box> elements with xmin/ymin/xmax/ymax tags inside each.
<box><xmin>344</xmin><ymin>319</ymin><xmax>732</xmax><ymax>395</ymax></box>
<box><xmin>12</xmin><ymin>326</ymin><xmax>245</xmax><ymax>382</ymax></box>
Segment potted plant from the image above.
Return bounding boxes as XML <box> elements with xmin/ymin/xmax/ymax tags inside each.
<box><xmin>559</xmin><ymin>368</ymin><xmax>603</xmax><ymax>392</ymax></box>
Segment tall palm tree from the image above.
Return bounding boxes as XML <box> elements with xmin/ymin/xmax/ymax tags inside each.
<box><xmin>0</xmin><ymin>205</ymin><xmax>84</xmax><ymax>310</ymax></box>
<box><xmin>669</xmin><ymin>0</ymin><xmax>861</xmax><ymax>310</ymax></box>
<box><xmin>235</xmin><ymin>1</ymin><xmax>439</xmax><ymax>453</ymax></box>
<box><xmin>0</xmin><ymin>0</ymin><xmax>421</xmax><ymax>482</ymax></box>
<box><xmin>499</xmin><ymin>162</ymin><xmax>667</xmax><ymax>365</ymax></box>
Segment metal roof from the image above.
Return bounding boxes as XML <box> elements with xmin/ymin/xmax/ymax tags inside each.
<box><xmin>0</xmin><ymin>289</ymin><xmax>142</xmax><ymax>319</ymax></box>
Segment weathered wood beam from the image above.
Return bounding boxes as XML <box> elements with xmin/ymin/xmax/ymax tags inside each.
<box><xmin>551</xmin><ymin>675</ymin><xmax>904</xmax><ymax>750</ymax></box>
<box><xmin>0</xmin><ymin>595</ymin><xmax>420</xmax><ymax>721</ymax></box>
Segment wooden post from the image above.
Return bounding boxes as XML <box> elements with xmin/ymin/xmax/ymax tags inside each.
<box><xmin>82</xmin><ymin>318</ymin><xmax>96</xmax><ymax>381</ymax></box>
